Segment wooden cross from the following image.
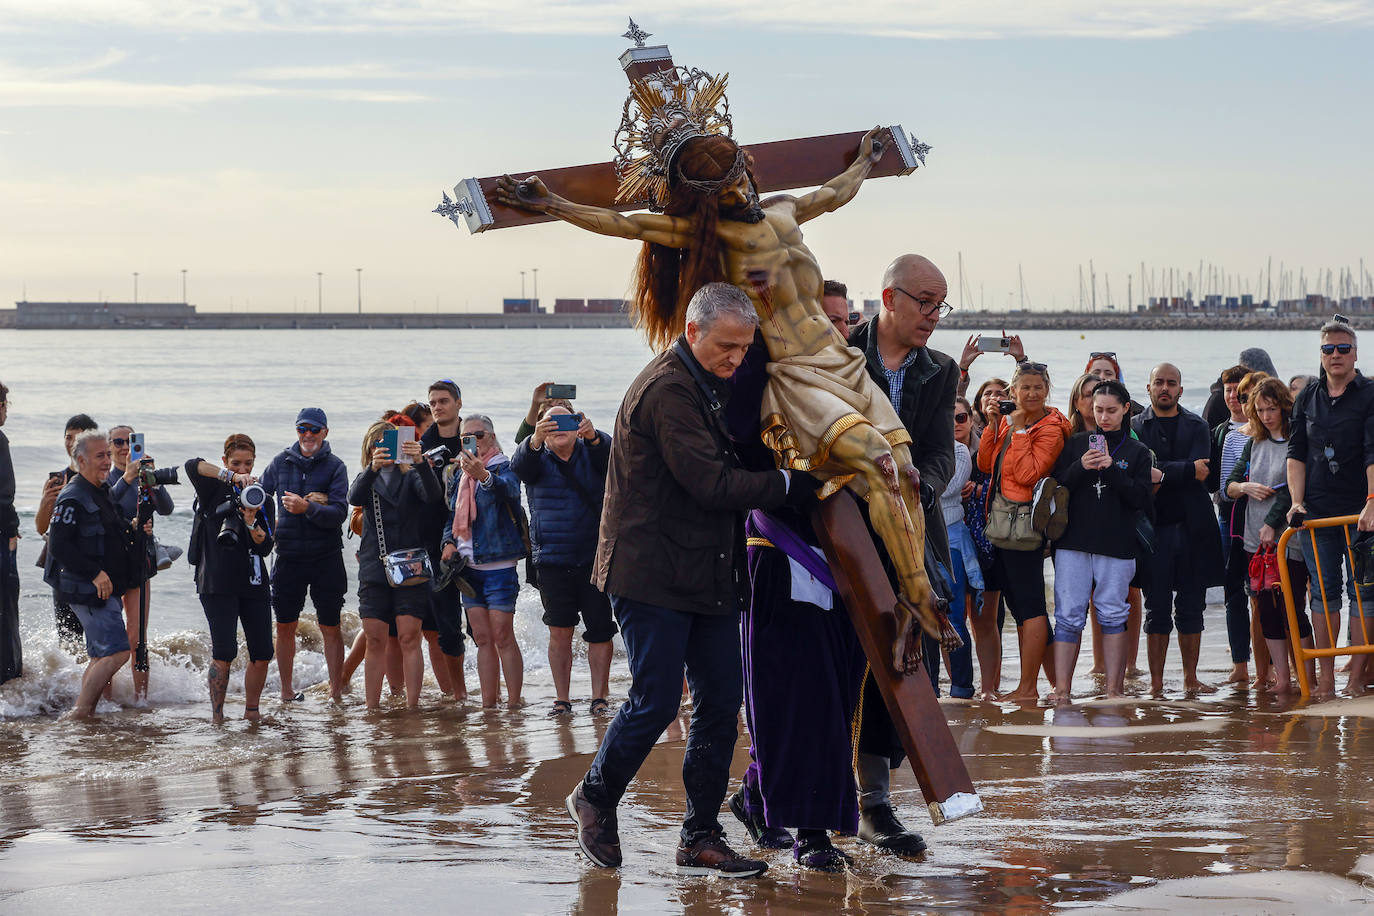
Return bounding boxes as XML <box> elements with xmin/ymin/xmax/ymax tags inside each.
<box><xmin>434</xmin><ymin>26</ymin><xmax>977</xmax><ymax>827</ymax></box>
<box><xmin>434</xmin><ymin>35</ymin><xmax>930</xmax><ymax>234</ymax></box>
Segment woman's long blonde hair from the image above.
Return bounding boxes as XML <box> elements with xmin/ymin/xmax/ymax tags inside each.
<box><xmin>362</xmin><ymin>419</ymin><xmax>408</xmax><ymax>472</ymax></box>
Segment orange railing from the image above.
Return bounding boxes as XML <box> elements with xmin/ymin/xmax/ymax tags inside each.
<box><xmin>1277</xmin><ymin>514</ymin><xmax>1374</xmax><ymax>697</ymax></box>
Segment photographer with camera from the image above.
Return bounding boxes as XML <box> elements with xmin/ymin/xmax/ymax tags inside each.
<box><xmin>106</xmin><ymin>424</ymin><xmax>177</xmax><ymax>701</ymax></box>
<box><xmin>512</xmin><ymin>402</ymin><xmax>613</xmax><ymax>716</ymax></box>
<box><xmin>185</xmin><ymin>436</ymin><xmax>276</xmax><ymax>723</ymax></box>
<box><xmin>350</xmin><ymin>419</ymin><xmax>442</xmax><ymax>710</ymax></box>
<box><xmin>260</xmin><ymin>408</ymin><xmax>349</xmax><ymax>704</ymax></box>
<box><xmin>45</xmin><ymin>431</ymin><xmax>149</xmax><ymax>718</ymax></box>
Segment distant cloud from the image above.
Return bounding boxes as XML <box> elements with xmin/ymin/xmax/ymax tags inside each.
<box><xmin>0</xmin><ymin>49</ymin><xmax>430</xmax><ymax>107</ymax></box>
<box><xmin>0</xmin><ymin>0</ymin><xmax>1370</xmax><ymax>37</ymax></box>
<box><xmin>239</xmin><ymin>62</ymin><xmax>513</xmax><ymax>81</ymax></box>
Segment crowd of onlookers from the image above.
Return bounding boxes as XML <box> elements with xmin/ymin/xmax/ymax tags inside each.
<box><xmin>1</xmin><ymin>311</ymin><xmax>1371</xmax><ymax>721</ymax></box>
<box><xmin>0</xmin><ymin>379</ymin><xmax>615</xmax><ymax>721</ymax></box>
<box><xmin>920</xmin><ymin>318</ymin><xmax>1370</xmax><ymax>703</ymax></box>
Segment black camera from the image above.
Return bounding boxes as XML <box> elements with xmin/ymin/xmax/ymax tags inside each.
<box><xmin>213</xmin><ymin>482</ymin><xmax>267</xmax><ymax>549</ymax></box>
<box><xmin>997</xmin><ymin>399</ymin><xmax>1016</xmax><ymax>414</ymax></box>
<box><xmin>137</xmin><ymin>458</ymin><xmax>179</xmax><ymax>488</ymax></box>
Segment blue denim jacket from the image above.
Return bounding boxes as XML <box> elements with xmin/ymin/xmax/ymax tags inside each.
<box><xmin>441</xmin><ymin>456</ymin><xmax>526</xmax><ymax>565</ymax></box>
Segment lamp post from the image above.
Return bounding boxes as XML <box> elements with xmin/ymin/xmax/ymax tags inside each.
<box><xmin>181</xmin><ymin>269</ymin><xmax>187</xmax><ymax>304</ymax></box>
<box><xmin>532</xmin><ymin>267</ymin><xmax>539</xmax><ymax>309</ymax></box>
<box><xmin>132</xmin><ymin>272</ymin><xmax>139</xmax><ymax>304</ymax></box>
<box><xmin>317</xmin><ymin>272</ymin><xmax>323</xmax><ymax>313</ymax></box>
<box><xmin>356</xmin><ymin>268</ymin><xmax>362</xmax><ymax>314</ymax></box>
<box><xmin>520</xmin><ymin>270</ymin><xmax>526</xmax><ymax>301</ymax></box>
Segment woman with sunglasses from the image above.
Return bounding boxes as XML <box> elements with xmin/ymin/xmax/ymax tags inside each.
<box><xmin>1226</xmin><ymin>377</ymin><xmax>1313</xmax><ymax>696</ymax></box>
<box><xmin>1083</xmin><ymin>352</ymin><xmax>1147</xmax><ymax>417</ymax></box>
<box><xmin>970</xmin><ymin>381</ymin><xmax>1013</xmax><ymax>696</ymax></box>
<box><xmin>106</xmin><ymin>423</ymin><xmax>175</xmax><ymax>702</ymax></box>
<box><xmin>350</xmin><ymin>419</ymin><xmax>441</xmax><ymax>710</ymax></box>
<box><xmin>185</xmin><ymin>435</ymin><xmax>276</xmax><ymax>723</ymax></box>
<box><xmin>977</xmin><ymin>361</ymin><xmax>1071</xmax><ymax>701</ymax></box>
<box><xmin>442</xmin><ymin>414</ymin><xmax>527</xmax><ymax>708</ymax></box>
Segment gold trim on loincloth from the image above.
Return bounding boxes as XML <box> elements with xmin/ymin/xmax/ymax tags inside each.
<box><xmin>761</xmin><ymin>411</ymin><xmax>871</xmax><ymax>473</ymax></box>
<box><xmin>746</xmin><ymin>537</ymin><xmax>774</xmax><ymax>549</ymax></box>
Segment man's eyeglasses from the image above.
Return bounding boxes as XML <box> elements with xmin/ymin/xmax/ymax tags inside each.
<box><xmin>110</xmin><ymin>437</ymin><xmax>130</xmax><ymax>447</ymax></box>
<box><xmin>1320</xmin><ymin>343</ymin><xmax>1353</xmax><ymax>355</ymax></box>
<box><xmin>297</xmin><ymin>424</ymin><xmax>324</xmax><ymax>435</ymax></box>
<box><xmin>1089</xmin><ymin>351</ymin><xmax>1117</xmax><ymax>360</ymax></box>
<box><xmin>894</xmin><ymin>287</ymin><xmax>953</xmax><ymax>319</ymax></box>
<box><xmin>953</xmin><ymin>412</ymin><xmax>970</xmax><ymax>424</ymax></box>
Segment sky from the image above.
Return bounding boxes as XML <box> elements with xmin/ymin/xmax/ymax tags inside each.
<box><xmin>1</xmin><ymin>1</ymin><xmax>1371</xmax><ymax>313</ymax></box>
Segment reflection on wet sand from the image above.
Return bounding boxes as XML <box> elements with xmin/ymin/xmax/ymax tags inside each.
<box><xmin>2</xmin><ymin>646</ymin><xmax>1374</xmax><ymax>912</ymax></box>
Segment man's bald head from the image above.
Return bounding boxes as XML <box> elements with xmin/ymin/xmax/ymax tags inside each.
<box><xmin>1148</xmin><ymin>362</ymin><xmax>1183</xmax><ymax>414</ymax></box>
<box><xmin>1149</xmin><ymin>362</ymin><xmax>1181</xmax><ymax>384</ymax></box>
<box><xmin>878</xmin><ymin>254</ymin><xmax>949</xmax><ymax>353</ymax></box>
<box><xmin>882</xmin><ymin>254</ymin><xmax>945</xmax><ymax>294</ymax></box>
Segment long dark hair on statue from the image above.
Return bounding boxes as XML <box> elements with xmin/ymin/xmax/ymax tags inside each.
<box><xmin>631</xmin><ymin>135</ymin><xmax>757</xmax><ymax>352</ymax></box>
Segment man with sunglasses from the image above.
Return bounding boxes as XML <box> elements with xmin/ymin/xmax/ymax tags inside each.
<box><xmin>846</xmin><ymin>253</ymin><xmax>959</xmax><ymax>855</ymax></box>
<box><xmin>260</xmin><ymin>407</ymin><xmax>349</xmax><ymax>702</ymax></box>
<box><xmin>1287</xmin><ymin>318</ymin><xmax>1374</xmax><ymax>695</ymax></box>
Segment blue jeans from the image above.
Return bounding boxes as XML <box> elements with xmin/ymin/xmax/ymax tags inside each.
<box><xmin>1298</xmin><ymin>524</ymin><xmax>1374</xmax><ymax>620</ymax></box>
<box><xmin>582</xmin><ymin>595</ymin><xmax>743</xmax><ymax>845</ymax></box>
<box><xmin>923</xmin><ymin>553</ymin><xmax>974</xmax><ymax>699</ymax></box>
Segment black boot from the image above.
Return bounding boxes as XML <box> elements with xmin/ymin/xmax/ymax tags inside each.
<box><xmin>857</xmin><ymin>804</ymin><xmax>927</xmax><ymax>855</ymax></box>
<box><xmin>728</xmin><ymin>785</ymin><xmax>794</xmax><ymax>849</ymax></box>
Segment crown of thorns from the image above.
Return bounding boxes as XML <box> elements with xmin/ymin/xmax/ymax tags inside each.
<box><xmin>612</xmin><ymin>65</ymin><xmax>734</xmax><ymax>211</ymax></box>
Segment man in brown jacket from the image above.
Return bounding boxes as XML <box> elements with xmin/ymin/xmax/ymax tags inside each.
<box><xmin>566</xmin><ymin>282</ymin><xmax>817</xmax><ymax>878</ymax></box>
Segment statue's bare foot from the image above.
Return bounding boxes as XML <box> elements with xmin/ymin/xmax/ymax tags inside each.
<box><xmin>890</xmin><ymin>607</ymin><xmax>920</xmax><ymax>675</ymax></box>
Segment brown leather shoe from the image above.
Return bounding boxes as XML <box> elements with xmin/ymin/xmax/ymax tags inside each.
<box><xmin>676</xmin><ymin>833</ymin><xmax>768</xmax><ymax>878</ymax></box>
<box><xmin>566</xmin><ymin>781</ymin><xmax>621</xmax><ymax>868</ymax></box>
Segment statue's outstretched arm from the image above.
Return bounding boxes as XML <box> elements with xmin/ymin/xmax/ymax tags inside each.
<box><xmin>494</xmin><ymin>175</ymin><xmax>691</xmax><ymax>248</ymax></box>
<box><xmin>791</xmin><ymin>125</ymin><xmax>885</xmax><ymax>224</ymax></box>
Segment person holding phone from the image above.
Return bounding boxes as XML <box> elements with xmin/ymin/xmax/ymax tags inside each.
<box><xmin>1049</xmin><ymin>381</ymin><xmax>1154</xmax><ymax>701</ymax></box>
<box><xmin>185</xmin><ymin>436</ymin><xmax>276</xmax><ymax>723</ymax></box>
<box><xmin>104</xmin><ymin>424</ymin><xmax>176</xmax><ymax>702</ymax></box>
<box><xmin>976</xmin><ymin>361</ymin><xmax>1071</xmax><ymax>702</ymax></box>
<box><xmin>350</xmin><ymin>419</ymin><xmax>441</xmax><ymax>709</ymax></box>
<box><xmin>1226</xmin><ymin>377</ymin><xmax>1313</xmax><ymax>696</ymax></box>
<box><xmin>442</xmin><ymin>414</ymin><xmax>527</xmax><ymax>708</ymax></box>
<box><xmin>513</xmin><ymin>402</ymin><xmax>614</xmax><ymax>715</ymax></box>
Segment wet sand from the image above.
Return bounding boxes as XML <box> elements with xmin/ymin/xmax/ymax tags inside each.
<box><xmin>3</xmin><ymin>620</ymin><xmax>1373</xmax><ymax>914</ymax></box>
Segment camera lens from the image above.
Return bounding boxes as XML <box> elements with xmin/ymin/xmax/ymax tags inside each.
<box><xmin>239</xmin><ymin>483</ymin><xmax>267</xmax><ymax>510</ymax></box>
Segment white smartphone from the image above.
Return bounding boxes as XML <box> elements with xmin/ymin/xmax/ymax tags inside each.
<box><xmin>975</xmin><ymin>335</ymin><xmax>1011</xmax><ymax>354</ymax></box>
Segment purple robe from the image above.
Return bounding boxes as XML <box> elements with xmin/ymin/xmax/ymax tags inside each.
<box><xmin>742</xmin><ymin>510</ymin><xmax>867</xmax><ymax>833</ymax></box>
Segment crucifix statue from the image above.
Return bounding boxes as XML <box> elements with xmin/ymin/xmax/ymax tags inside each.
<box><xmin>435</xmin><ymin>23</ymin><xmax>979</xmax><ymax>825</ymax></box>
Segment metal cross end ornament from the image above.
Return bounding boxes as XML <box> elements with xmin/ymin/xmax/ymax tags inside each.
<box><xmin>622</xmin><ymin>18</ymin><xmax>652</xmax><ymax>48</ymax></box>
<box><xmin>909</xmin><ymin>135</ymin><xmax>932</xmax><ymax>168</ymax></box>
<box><xmin>433</xmin><ymin>183</ymin><xmax>489</xmax><ymax>232</ymax></box>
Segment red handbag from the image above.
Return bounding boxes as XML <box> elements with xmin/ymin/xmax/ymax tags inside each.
<box><xmin>1248</xmin><ymin>543</ymin><xmax>1281</xmax><ymax>592</ymax></box>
